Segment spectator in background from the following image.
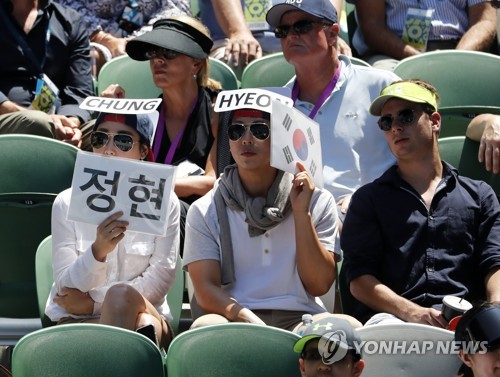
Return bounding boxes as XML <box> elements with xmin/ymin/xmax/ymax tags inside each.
<box><xmin>0</xmin><ymin>0</ymin><xmax>93</xmax><ymax>147</ymax></box>
<box><xmin>201</xmin><ymin>0</ymin><xmax>352</xmax><ymax>79</ymax></box>
<box><xmin>466</xmin><ymin>114</ymin><xmax>500</xmax><ymax>175</ymax></box>
<box><xmin>341</xmin><ymin>79</ymin><xmax>500</xmax><ymax>326</ymax></box>
<box><xmin>57</xmin><ymin>0</ymin><xmax>190</xmax><ymax>75</ymax></box>
<box><xmin>266</xmin><ymin>0</ymin><xmax>399</xmax><ymax>227</ymax></box>
<box><xmin>350</xmin><ymin>0</ymin><xmax>497</xmax><ymax>71</ymax></box>
<box><xmin>104</xmin><ymin>15</ymin><xmax>221</xmax><ymax>254</ymax></box>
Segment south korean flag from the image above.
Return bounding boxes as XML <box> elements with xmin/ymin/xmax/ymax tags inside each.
<box><xmin>270</xmin><ymin>100</ymin><xmax>324</xmax><ymax>188</ymax></box>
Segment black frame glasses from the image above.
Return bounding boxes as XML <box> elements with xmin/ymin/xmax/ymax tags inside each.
<box><xmin>227</xmin><ymin>122</ymin><xmax>270</xmax><ymax>141</ymax></box>
<box><xmin>274</xmin><ymin>20</ymin><xmax>331</xmax><ymax>39</ymax></box>
<box><xmin>145</xmin><ymin>48</ymin><xmax>180</xmax><ymax>60</ymax></box>
<box><xmin>91</xmin><ymin>131</ymin><xmax>138</xmax><ymax>152</ymax></box>
<box><xmin>377</xmin><ymin>108</ymin><xmax>418</xmax><ymax>131</ymax></box>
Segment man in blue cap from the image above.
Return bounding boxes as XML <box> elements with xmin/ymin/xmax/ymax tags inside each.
<box><xmin>293</xmin><ymin>317</ymin><xmax>365</xmax><ymax>377</ymax></box>
<box><xmin>266</xmin><ymin>0</ymin><xmax>400</xmax><ymax>229</ymax></box>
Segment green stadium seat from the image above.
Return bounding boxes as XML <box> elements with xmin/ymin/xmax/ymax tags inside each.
<box><xmin>12</xmin><ymin>324</ymin><xmax>166</xmax><ymax>377</ymax></box>
<box><xmin>166</xmin><ymin>323</ymin><xmax>301</xmax><ymax>377</ymax></box>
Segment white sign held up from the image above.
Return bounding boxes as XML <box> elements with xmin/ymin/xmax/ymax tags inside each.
<box><xmin>270</xmin><ymin>100</ymin><xmax>324</xmax><ymax>188</ymax></box>
<box><xmin>68</xmin><ymin>151</ymin><xmax>176</xmax><ymax>236</ymax></box>
<box><xmin>80</xmin><ymin>96</ymin><xmax>162</xmax><ymax>114</ymax></box>
<box><xmin>214</xmin><ymin>88</ymin><xmax>293</xmax><ymax>113</ymax></box>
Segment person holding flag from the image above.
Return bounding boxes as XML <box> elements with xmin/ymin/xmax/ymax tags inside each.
<box><xmin>183</xmin><ymin>91</ymin><xmax>358</xmax><ymax>330</ymax></box>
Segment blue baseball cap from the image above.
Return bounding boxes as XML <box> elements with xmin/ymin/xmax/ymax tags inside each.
<box><xmin>266</xmin><ymin>0</ymin><xmax>338</xmax><ymax>28</ymax></box>
<box><xmin>93</xmin><ymin>113</ymin><xmax>156</xmax><ymax>161</ymax></box>
<box><xmin>94</xmin><ymin>113</ymin><xmax>154</xmax><ymax>147</ymax></box>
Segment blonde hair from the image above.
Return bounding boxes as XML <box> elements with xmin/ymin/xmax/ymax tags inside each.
<box><xmin>169</xmin><ymin>15</ymin><xmax>222</xmax><ymax>90</ymax></box>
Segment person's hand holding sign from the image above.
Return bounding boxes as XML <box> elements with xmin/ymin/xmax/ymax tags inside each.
<box><xmin>92</xmin><ymin>211</ymin><xmax>129</xmax><ymax>262</ymax></box>
<box><xmin>290</xmin><ymin>162</ymin><xmax>314</xmax><ymax>214</ymax></box>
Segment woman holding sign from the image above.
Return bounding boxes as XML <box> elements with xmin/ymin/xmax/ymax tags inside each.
<box><xmin>104</xmin><ymin>15</ymin><xmax>221</xmax><ymax>254</ymax></box>
<box><xmin>46</xmin><ymin>112</ymin><xmax>180</xmax><ymax>350</ymax></box>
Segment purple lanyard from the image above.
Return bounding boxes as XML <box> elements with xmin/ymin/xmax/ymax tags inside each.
<box><xmin>291</xmin><ymin>65</ymin><xmax>341</xmax><ymax>120</ymax></box>
<box><xmin>153</xmin><ymin>94</ymin><xmax>199</xmax><ymax>165</ymax></box>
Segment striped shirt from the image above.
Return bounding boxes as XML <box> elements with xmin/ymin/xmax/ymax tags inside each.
<box><xmin>385</xmin><ymin>0</ymin><xmax>488</xmax><ymax>40</ymax></box>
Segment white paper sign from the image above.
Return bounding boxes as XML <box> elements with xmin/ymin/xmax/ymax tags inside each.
<box><xmin>68</xmin><ymin>151</ymin><xmax>176</xmax><ymax>236</ymax></box>
<box><xmin>270</xmin><ymin>100</ymin><xmax>324</xmax><ymax>188</ymax></box>
<box><xmin>214</xmin><ymin>88</ymin><xmax>293</xmax><ymax>113</ymax></box>
<box><xmin>80</xmin><ymin>96</ymin><xmax>162</xmax><ymax>114</ymax></box>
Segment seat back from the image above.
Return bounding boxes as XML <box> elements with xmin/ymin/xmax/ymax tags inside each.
<box><xmin>0</xmin><ymin>194</ymin><xmax>55</xmax><ymax>318</ymax></box>
<box><xmin>240</xmin><ymin>53</ymin><xmax>295</xmax><ymax>89</ymax></box>
<box><xmin>98</xmin><ymin>55</ymin><xmax>161</xmax><ymax>98</ymax></box>
<box><xmin>35</xmin><ymin>236</ymin><xmax>55</xmax><ymax>328</ymax></box>
<box><xmin>356</xmin><ymin>323</ymin><xmax>462</xmax><ymax>377</ymax></box>
<box><xmin>166</xmin><ymin>258</ymin><xmax>184</xmax><ymax>335</ymax></box>
<box><xmin>393</xmin><ymin>51</ymin><xmax>500</xmax><ymax>108</ymax></box>
<box><xmin>166</xmin><ymin>323</ymin><xmax>301</xmax><ymax>377</ymax></box>
<box><xmin>0</xmin><ymin>135</ymin><xmax>77</xmax><ymax>319</ymax></box>
<box><xmin>12</xmin><ymin>324</ymin><xmax>166</xmax><ymax>377</ymax></box>
<box><xmin>98</xmin><ymin>56</ymin><xmax>238</xmax><ymax>98</ymax></box>
<box><xmin>208</xmin><ymin>58</ymin><xmax>239</xmax><ymax>90</ymax></box>
<box><xmin>439</xmin><ymin>106</ymin><xmax>500</xmax><ymax>138</ymax></box>
<box><xmin>0</xmin><ymin>135</ymin><xmax>78</xmax><ymax>194</ymax></box>
<box><xmin>240</xmin><ymin>52</ymin><xmax>370</xmax><ymax>89</ymax></box>
<box><xmin>438</xmin><ymin>136</ymin><xmax>498</xmax><ymax>196</ymax></box>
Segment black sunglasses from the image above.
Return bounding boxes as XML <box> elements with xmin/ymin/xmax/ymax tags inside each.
<box><xmin>274</xmin><ymin>20</ymin><xmax>330</xmax><ymax>39</ymax></box>
<box><xmin>145</xmin><ymin>48</ymin><xmax>180</xmax><ymax>60</ymax></box>
<box><xmin>377</xmin><ymin>108</ymin><xmax>419</xmax><ymax>131</ymax></box>
<box><xmin>227</xmin><ymin>122</ymin><xmax>270</xmax><ymax>141</ymax></box>
<box><xmin>91</xmin><ymin>131</ymin><xmax>138</xmax><ymax>152</ymax></box>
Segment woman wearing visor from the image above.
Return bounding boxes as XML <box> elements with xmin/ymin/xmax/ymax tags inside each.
<box><xmin>103</xmin><ymin>15</ymin><xmax>222</xmax><ymax>254</ymax></box>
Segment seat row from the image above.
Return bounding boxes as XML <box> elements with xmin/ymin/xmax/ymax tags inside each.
<box><xmin>11</xmin><ymin>321</ymin><xmax>463</xmax><ymax>377</ymax></box>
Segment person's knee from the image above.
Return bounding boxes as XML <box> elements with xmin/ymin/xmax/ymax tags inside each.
<box><xmin>190</xmin><ymin>313</ymin><xmax>229</xmax><ymax>329</ymax></box>
<box><xmin>104</xmin><ymin>284</ymin><xmax>144</xmax><ymax>311</ymax></box>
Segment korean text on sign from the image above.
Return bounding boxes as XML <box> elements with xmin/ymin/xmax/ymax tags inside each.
<box><xmin>68</xmin><ymin>151</ymin><xmax>176</xmax><ymax>236</ymax></box>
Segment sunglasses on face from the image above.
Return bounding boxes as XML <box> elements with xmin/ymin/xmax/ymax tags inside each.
<box><xmin>274</xmin><ymin>19</ymin><xmax>330</xmax><ymax>38</ymax></box>
<box><xmin>227</xmin><ymin>122</ymin><xmax>270</xmax><ymax>141</ymax></box>
<box><xmin>145</xmin><ymin>48</ymin><xmax>180</xmax><ymax>60</ymax></box>
<box><xmin>91</xmin><ymin>131</ymin><xmax>138</xmax><ymax>152</ymax></box>
<box><xmin>377</xmin><ymin>108</ymin><xmax>419</xmax><ymax>132</ymax></box>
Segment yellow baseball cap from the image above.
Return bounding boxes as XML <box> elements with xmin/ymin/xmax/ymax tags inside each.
<box><xmin>370</xmin><ymin>82</ymin><xmax>438</xmax><ymax>116</ymax></box>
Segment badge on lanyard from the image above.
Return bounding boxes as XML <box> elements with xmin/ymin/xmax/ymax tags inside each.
<box><xmin>31</xmin><ymin>73</ymin><xmax>59</xmax><ymax>114</ymax></box>
<box><xmin>244</xmin><ymin>0</ymin><xmax>271</xmax><ymax>31</ymax></box>
<box><xmin>118</xmin><ymin>1</ymin><xmax>144</xmax><ymax>37</ymax></box>
<box><xmin>402</xmin><ymin>7</ymin><xmax>434</xmax><ymax>52</ymax></box>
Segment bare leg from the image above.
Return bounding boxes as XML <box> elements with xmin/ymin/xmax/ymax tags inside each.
<box><xmin>99</xmin><ymin>284</ymin><xmax>172</xmax><ymax>349</ymax></box>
